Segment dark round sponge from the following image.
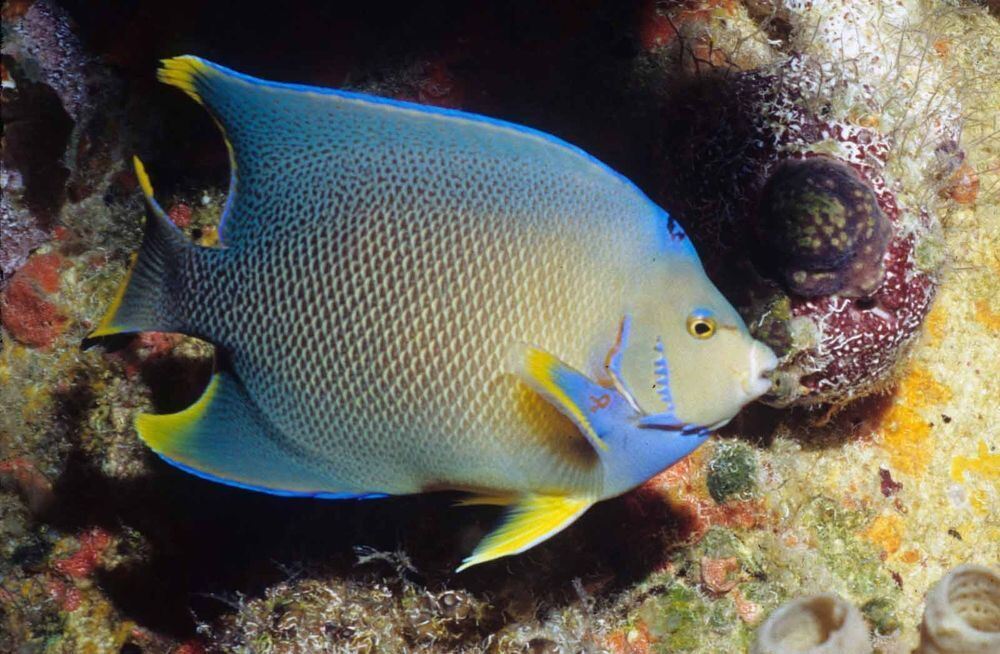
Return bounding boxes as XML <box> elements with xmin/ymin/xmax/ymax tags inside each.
<box><xmin>757</xmin><ymin>157</ymin><xmax>892</xmax><ymax>298</ymax></box>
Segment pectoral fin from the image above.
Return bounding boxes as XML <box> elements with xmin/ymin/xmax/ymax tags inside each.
<box><xmin>457</xmin><ymin>494</ymin><xmax>593</xmax><ymax>571</ymax></box>
<box><xmin>509</xmin><ymin>344</ymin><xmax>638</xmax><ymax>453</ymax></box>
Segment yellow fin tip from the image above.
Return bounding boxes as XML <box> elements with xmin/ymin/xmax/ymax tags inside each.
<box><xmin>456</xmin><ymin>494</ymin><xmax>592</xmax><ymax>572</ymax></box>
<box><xmin>132</xmin><ymin>156</ymin><xmax>154</xmax><ymax>199</ymax></box>
<box><xmin>157</xmin><ymin>56</ymin><xmax>207</xmax><ymax>104</ymax></box>
<box><xmin>87</xmin><ymin>252</ymin><xmax>138</xmax><ymax>339</ymax></box>
<box><xmin>137</xmin><ymin>373</ymin><xmax>222</xmax><ymax>454</ymax></box>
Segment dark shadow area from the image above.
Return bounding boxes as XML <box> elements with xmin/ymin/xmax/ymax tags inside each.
<box><xmin>43</xmin><ymin>439</ymin><xmax>683</xmax><ymax>638</ymax></box>
<box><xmin>57</xmin><ymin>0</ymin><xmax>669</xmax><ymax>209</ymax></box>
<box><xmin>719</xmin><ymin>402</ymin><xmax>787</xmax><ymax>447</ymax></box>
<box><xmin>782</xmin><ymin>390</ymin><xmax>898</xmax><ymax>450</ymax></box>
<box><xmin>720</xmin><ymin>388</ymin><xmax>898</xmax><ymax>451</ymax></box>
<box><xmin>0</xmin><ymin>55</ymin><xmax>74</xmax><ymax>224</ymax></box>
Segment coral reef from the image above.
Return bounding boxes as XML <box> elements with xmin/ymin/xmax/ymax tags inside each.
<box><xmin>916</xmin><ymin>564</ymin><xmax>1000</xmax><ymax>654</ymax></box>
<box><xmin>1</xmin><ymin>1</ymin><xmax>998</xmax><ymax>653</ymax></box>
<box><xmin>656</xmin><ymin>48</ymin><xmax>944</xmax><ymax>407</ymax></box>
<box><xmin>750</xmin><ymin>593</ymin><xmax>872</xmax><ymax>654</ymax></box>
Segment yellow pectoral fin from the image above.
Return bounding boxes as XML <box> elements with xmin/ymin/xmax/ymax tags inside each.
<box><xmin>508</xmin><ymin>344</ymin><xmax>610</xmax><ymax>452</ymax></box>
<box><xmin>456</xmin><ymin>494</ymin><xmax>593</xmax><ymax>572</ymax></box>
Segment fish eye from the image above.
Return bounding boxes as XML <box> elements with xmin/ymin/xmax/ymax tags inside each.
<box><xmin>686</xmin><ymin>313</ymin><xmax>717</xmax><ymax>339</ymax></box>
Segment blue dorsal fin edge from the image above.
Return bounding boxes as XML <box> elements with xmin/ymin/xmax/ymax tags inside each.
<box><xmin>157</xmin><ymin>55</ymin><xmax>693</xmax><ymax>252</ymax></box>
<box><xmin>168</xmin><ymin>55</ymin><xmax>644</xmax><ymax>194</ymax></box>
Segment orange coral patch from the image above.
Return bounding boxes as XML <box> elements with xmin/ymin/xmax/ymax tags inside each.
<box><xmin>864</xmin><ymin>514</ymin><xmax>903</xmax><ymax>555</ymax></box>
<box><xmin>950</xmin><ymin>440</ymin><xmax>1000</xmax><ymax>482</ymax></box>
<box><xmin>924</xmin><ymin>303</ymin><xmax>947</xmax><ymax>344</ymax></box>
<box><xmin>972</xmin><ymin>300</ymin><xmax>1000</xmax><ymax>332</ymax></box>
<box><xmin>878</xmin><ymin>366</ymin><xmax>952</xmax><ymax>476</ymax></box>
<box><xmin>701</xmin><ymin>556</ymin><xmax>740</xmax><ymax>594</ymax></box>
<box><xmin>604</xmin><ymin>624</ymin><xmax>652</xmax><ymax>654</ymax></box>
<box><xmin>733</xmin><ymin>588</ymin><xmax>763</xmax><ymax>625</ymax></box>
<box><xmin>643</xmin><ymin>449</ymin><xmax>766</xmax><ymax>541</ymax></box>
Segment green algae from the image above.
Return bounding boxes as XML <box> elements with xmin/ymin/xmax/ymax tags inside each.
<box><xmin>861</xmin><ymin>596</ymin><xmax>902</xmax><ymax>636</ymax></box>
<box><xmin>913</xmin><ymin>229</ymin><xmax>947</xmax><ymax>276</ymax></box>
<box><xmin>707</xmin><ymin>442</ymin><xmax>758</xmax><ymax>504</ymax></box>
<box><xmin>797</xmin><ymin>496</ymin><xmax>900</xmax><ymax>602</ymax></box>
<box><xmin>638</xmin><ymin>580</ymin><xmax>745</xmax><ymax>653</ymax></box>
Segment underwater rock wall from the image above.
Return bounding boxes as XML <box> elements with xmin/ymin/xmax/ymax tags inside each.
<box><xmin>2</xmin><ymin>1</ymin><xmax>998</xmax><ymax>652</ymax></box>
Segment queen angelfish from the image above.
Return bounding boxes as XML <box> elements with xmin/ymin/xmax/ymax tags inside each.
<box><xmin>86</xmin><ymin>56</ymin><xmax>777</xmax><ymax>570</ymax></box>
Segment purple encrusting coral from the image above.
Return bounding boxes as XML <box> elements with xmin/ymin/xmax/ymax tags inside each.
<box><xmin>657</xmin><ymin>54</ymin><xmax>941</xmax><ymax>407</ymax></box>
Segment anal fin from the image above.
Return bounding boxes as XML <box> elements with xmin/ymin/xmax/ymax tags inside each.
<box><xmin>138</xmin><ymin>370</ymin><xmax>382</xmax><ymax>499</ymax></box>
<box><xmin>457</xmin><ymin>494</ymin><xmax>593</xmax><ymax>571</ymax></box>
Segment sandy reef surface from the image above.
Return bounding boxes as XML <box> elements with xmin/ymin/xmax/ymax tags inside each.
<box><xmin>1</xmin><ymin>1</ymin><xmax>998</xmax><ymax>652</ymax></box>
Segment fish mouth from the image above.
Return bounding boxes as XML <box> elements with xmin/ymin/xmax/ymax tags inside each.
<box><xmin>742</xmin><ymin>341</ymin><xmax>779</xmax><ymax>400</ymax></box>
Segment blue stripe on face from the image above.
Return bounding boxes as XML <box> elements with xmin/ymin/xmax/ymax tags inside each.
<box><xmin>653</xmin><ymin>336</ymin><xmax>676</xmax><ymax>414</ymax></box>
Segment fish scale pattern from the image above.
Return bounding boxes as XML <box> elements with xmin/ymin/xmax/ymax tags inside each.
<box><xmin>169</xmin><ymin>59</ymin><xmax>689</xmax><ymax>497</ymax></box>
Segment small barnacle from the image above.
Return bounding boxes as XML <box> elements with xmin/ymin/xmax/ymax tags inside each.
<box><xmin>756</xmin><ymin>157</ymin><xmax>892</xmax><ymax>298</ymax></box>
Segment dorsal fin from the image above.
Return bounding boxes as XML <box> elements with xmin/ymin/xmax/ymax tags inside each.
<box><xmin>156</xmin><ymin>55</ymin><xmax>646</xmax><ymax>247</ymax></box>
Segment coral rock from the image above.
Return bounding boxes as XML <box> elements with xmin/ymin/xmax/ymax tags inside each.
<box><xmin>168</xmin><ymin>203</ymin><xmax>193</xmax><ymax>229</ymax></box>
<box><xmin>941</xmin><ymin>162</ymin><xmax>980</xmax><ymax>206</ymax></box>
<box><xmin>1</xmin><ymin>267</ymin><xmax>68</xmax><ymax>348</ymax></box>
<box><xmin>700</xmin><ymin>556</ymin><xmax>740</xmax><ymax>594</ymax></box>
<box><xmin>0</xmin><ymin>457</ymin><xmax>55</xmax><ymax>515</ymax></box>
<box><xmin>52</xmin><ymin>528</ymin><xmax>113</xmax><ymax>579</ymax></box>
<box><xmin>656</xmin><ymin>54</ymin><xmax>942</xmax><ymax>406</ymax></box>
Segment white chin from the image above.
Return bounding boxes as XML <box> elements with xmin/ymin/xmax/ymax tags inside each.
<box><xmin>743</xmin><ymin>341</ymin><xmax>778</xmax><ymax>400</ymax></box>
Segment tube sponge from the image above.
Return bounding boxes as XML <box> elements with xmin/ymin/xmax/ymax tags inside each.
<box><xmin>751</xmin><ymin>593</ymin><xmax>871</xmax><ymax>654</ymax></box>
<box><xmin>917</xmin><ymin>564</ymin><xmax>1000</xmax><ymax>654</ymax></box>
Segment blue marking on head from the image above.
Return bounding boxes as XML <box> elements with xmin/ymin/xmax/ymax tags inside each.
<box><xmin>155</xmin><ymin>453</ymin><xmax>388</xmax><ymax>500</ymax></box>
<box><xmin>653</xmin><ymin>336</ymin><xmax>676</xmax><ymax>414</ymax></box>
<box><xmin>691</xmin><ymin>307</ymin><xmax>716</xmax><ymax>319</ymax></box>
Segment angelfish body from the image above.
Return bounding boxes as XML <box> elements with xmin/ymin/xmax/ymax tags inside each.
<box><xmin>88</xmin><ymin>57</ymin><xmax>777</xmax><ymax>570</ymax></box>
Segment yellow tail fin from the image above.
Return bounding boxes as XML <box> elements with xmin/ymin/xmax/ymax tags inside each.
<box><xmin>457</xmin><ymin>494</ymin><xmax>593</xmax><ymax>572</ymax></box>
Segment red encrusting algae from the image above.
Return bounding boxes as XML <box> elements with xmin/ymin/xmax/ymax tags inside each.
<box><xmin>1</xmin><ymin>251</ymin><xmax>69</xmax><ymax>348</ymax></box>
<box><xmin>52</xmin><ymin>527</ymin><xmax>113</xmax><ymax>579</ymax></box>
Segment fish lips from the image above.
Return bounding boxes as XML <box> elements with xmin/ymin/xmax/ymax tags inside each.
<box><xmin>743</xmin><ymin>341</ymin><xmax>779</xmax><ymax>399</ymax></box>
